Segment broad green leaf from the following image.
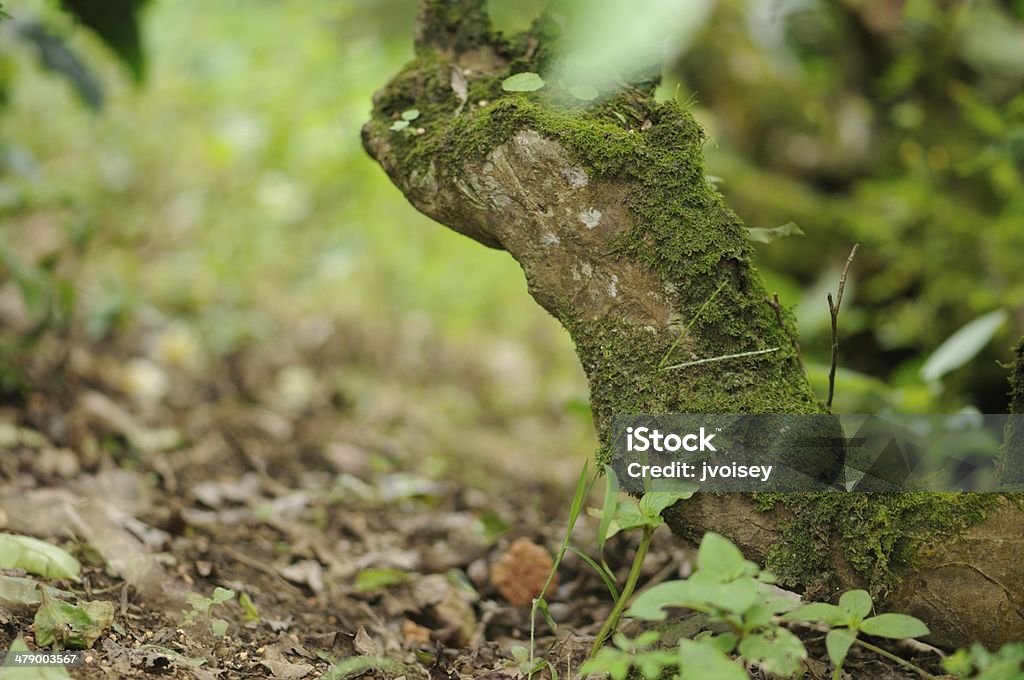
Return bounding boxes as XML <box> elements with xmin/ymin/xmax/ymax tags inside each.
<box><xmin>568</xmin><ymin>84</ymin><xmax>599</xmax><ymax>101</ymax></box>
<box><xmin>699</xmin><ymin>578</ymin><xmax>760</xmax><ymax>615</ymax></box>
<box><xmin>677</xmin><ymin>639</ymin><xmax>747</xmax><ymax>680</ymax></box>
<box><xmin>210</xmin><ymin>587</ymin><xmax>234</xmax><ymax>604</ymax></box>
<box><xmin>825</xmin><ymin>628</ymin><xmax>857</xmax><ymax>669</ymax></box>
<box><xmin>626</xmin><ymin>580</ymin><xmax>699</xmax><ymax>620</ymax></box>
<box><xmin>580</xmin><ymin>647</ymin><xmax>631</xmax><ymax>680</ymax></box>
<box><xmin>626</xmin><ymin>576</ymin><xmax>759</xmax><ymax>619</ymax></box>
<box><xmin>638</xmin><ymin>491</ymin><xmax>692</xmax><ymax>518</ymax></box>
<box><xmin>1</xmin><ymin>636</ymin><xmax>72</xmax><ymax>678</ymax></box>
<box><xmin>389</xmin><ymin>120</ymin><xmax>409</xmax><ymax>132</ymax></box>
<box><xmin>706</xmin><ymin>633</ymin><xmax>737</xmax><ymax>654</ymax></box>
<box><xmin>597</xmin><ymin>464</ymin><xmax>620</xmax><ymax>555</ymax></box>
<box><xmin>612</xmin><ymin>498</ymin><xmax>647</xmax><ymax>531</ymax></box>
<box><xmin>859</xmin><ymin>613</ymin><xmax>930</xmax><ymax>639</ymax></box>
<box><xmin>738</xmin><ymin>627</ymin><xmax>807</xmax><ymax>677</ymax></box>
<box><xmin>400</xmin><ymin>108</ymin><xmax>420</xmax><ymax>121</ymax></box>
<box><xmin>696</xmin><ymin>532</ymin><xmax>752</xmax><ymax>581</ymax></box>
<box><xmin>839</xmin><ymin>590</ymin><xmax>873</xmax><ymax>624</ymax></box>
<box><xmin>210</xmin><ymin>618</ymin><xmax>229</xmax><ymax>636</ymax></box>
<box><xmin>33</xmin><ymin>591</ymin><xmax>114</xmax><ymax>650</ymax></box>
<box><xmin>746</xmin><ymin>222</ymin><xmax>805</xmax><ymax>244</ymax></box>
<box><xmin>501</xmin><ymin>72</ymin><xmax>545</xmax><ymax>92</ymax></box>
<box><xmin>0</xmin><ymin>534</ymin><xmax>81</xmax><ymax>581</ymax></box>
<box><xmin>354</xmin><ymin>567</ymin><xmax>410</xmax><ymax>591</ymax></box>
<box><xmin>783</xmin><ymin>602</ymin><xmax>847</xmax><ymax>627</ymax></box>
<box><xmin>920</xmin><ymin>309</ymin><xmax>1007</xmax><ymax>382</ymax></box>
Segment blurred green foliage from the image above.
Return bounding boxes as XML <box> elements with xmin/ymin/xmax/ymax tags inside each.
<box><xmin>0</xmin><ymin>0</ymin><xmax>1021</xmax><ymax>419</ymax></box>
<box><xmin>667</xmin><ymin>0</ymin><xmax>1024</xmax><ymax>413</ymax></box>
<box><xmin>0</xmin><ymin>0</ymin><xmax>582</xmax><ymax>402</ymax></box>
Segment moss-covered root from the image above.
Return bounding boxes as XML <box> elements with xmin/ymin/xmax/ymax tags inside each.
<box><xmin>669</xmin><ymin>493</ymin><xmax>1024</xmax><ymax>648</ymax></box>
<box><xmin>997</xmin><ymin>337</ymin><xmax>1024</xmax><ymax>486</ymax></box>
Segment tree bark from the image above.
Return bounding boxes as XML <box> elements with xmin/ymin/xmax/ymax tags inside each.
<box><xmin>363</xmin><ymin>0</ymin><xmax>1024</xmax><ymax>648</ymax></box>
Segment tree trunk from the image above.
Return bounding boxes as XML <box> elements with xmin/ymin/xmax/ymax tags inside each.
<box><xmin>363</xmin><ymin>0</ymin><xmax>1024</xmax><ymax>648</ymax></box>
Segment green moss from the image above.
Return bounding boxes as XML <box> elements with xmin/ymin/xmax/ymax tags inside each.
<box><xmin>755</xmin><ymin>492</ymin><xmax>1001</xmax><ymax>594</ymax></box>
<box><xmin>369</xmin><ymin>47</ymin><xmax>818</xmax><ymax>437</ymax></box>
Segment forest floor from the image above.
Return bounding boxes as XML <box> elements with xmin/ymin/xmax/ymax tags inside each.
<box><xmin>0</xmin><ymin>318</ymin><xmax>947</xmax><ymax>679</ymax></box>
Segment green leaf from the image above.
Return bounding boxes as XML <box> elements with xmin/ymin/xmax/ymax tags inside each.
<box><xmin>389</xmin><ymin>120</ymin><xmax>409</xmax><ymax>132</ymax></box>
<box><xmin>567</xmin><ymin>546</ymin><xmax>619</xmax><ymax>600</ymax></box>
<box><xmin>210</xmin><ymin>618</ymin><xmax>229</xmax><ymax>637</ymax></box>
<box><xmin>612</xmin><ymin>498</ymin><xmax>648</xmax><ymax>532</ymax></box>
<box><xmin>738</xmin><ymin>627</ymin><xmax>807</xmax><ymax>677</ymax></box>
<box><xmin>706</xmin><ymin>633</ymin><xmax>738</xmax><ymax>654</ymax></box>
<box><xmin>920</xmin><ymin>309</ymin><xmax>1007</xmax><ymax>382</ymax></box>
<box><xmin>33</xmin><ymin>591</ymin><xmax>114</xmax><ymax>650</ymax></box>
<box><xmin>210</xmin><ymin>587</ymin><xmax>235</xmax><ymax>605</ymax></box>
<box><xmin>400</xmin><ymin>108</ymin><xmax>420</xmax><ymax>121</ymax></box>
<box><xmin>597</xmin><ymin>465</ymin><xmax>620</xmax><ymax>555</ymax></box>
<box><xmin>1</xmin><ymin>636</ymin><xmax>72</xmax><ymax>678</ymax></box>
<box><xmin>15</xmin><ymin>22</ymin><xmax>104</xmax><ymax>110</ymax></box>
<box><xmin>746</xmin><ymin>222</ymin><xmax>805</xmax><ymax>244</ymax></box>
<box><xmin>783</xmin><ymin>602</ymin><xmax>847</xmax><ymax>627</ymax></box>
<box><xmin>825</xmin><ymin>628</ymin><xmax>857</xmax><ymax>669</ymax></box>
<box><xmin>58</xmin><ymin>0</ymin><xmax>149</xmax><ymax>82</ymax></box>
<box><xmin>626</xmin><ymin>580</ymin><xmax>698</xmax><ymax>620</ymax></box>
<box><xmin>0</xmin><ymin>575</ymin><xmax>74</xmax><ymax>609</ymax></box>
<box><xmin>0</xmin><ymin>534</ymin><xmax>81</xmax><ymax>581</ymax></box>
<box><xmin>677</xmin><ymin>639</ymin><xmax>748</xmax><ymax>680</ymax></box>
<box><xmin>580</xmin><ymin>647</ymin><xmax>632</xmax><ymax>680</ymax></box>
<box><xmin>568</xmin><ymin>84</ymin><xmax>599</xmax><ymax>101</ymax></box>
<box><xmin>568</xmin><ymin>462</ymin><xmax>591</xmax><ymax>526</ymax></box>
<box><xmin>354</xmin><ymin>567</ymin><xmax>411</xmax><ymax>591</ymax></box>
<box><xmin>638</xmin><ymin>491</ymin><xmax>692</xmax><ymax>519</ymax></box>
<box><xmin>238</xmin><ymin>592</ymin><xmax>260</xmax><ymax>623</ymax></box>
<box><xmin>501</xmin><ymin>72</ymin><xmax>545</xmax><ymax>92</ymax></box>
<box><xmin>536</xmin><ymin>597</ymin><xmax>558</xmax><ymax>632</ymax></box>
<box><xmin>324</xmin><ymin>657</ymin><xmax>406</xmax><ymax>680</ymax></box>
<box><xmin>626</xmin><ymin>576</ymin><xmax>758</xmax><ymax>619</ymax></box>
<box><xmin>839</xmin><ymin>590</ymin><xmax>873</xmax><ymax>624</ymax></box>
<box><xmin>859</xmin><ymin>613</ymin><xmax>930</xmax><ymax>639</ymax></box>
<box><xmin>696</xmin><ymin>532</ymin><xmax>753</xmax><ymax>581</ymax></box>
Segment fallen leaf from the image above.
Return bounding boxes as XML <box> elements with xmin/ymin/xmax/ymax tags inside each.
<box><xmin>33</xmin><ymin>591</ymin><xmax>114</xmax><ymax>650</ymax></box>
<box><xmin>0</xmin><ymin>534</ymin><xmax>81</xmax><ymax>581</ymax></box>
<box><xmin>489</xmin><ymin>538</ymin><xmax>555</xmax><ymax>606</ymax></box>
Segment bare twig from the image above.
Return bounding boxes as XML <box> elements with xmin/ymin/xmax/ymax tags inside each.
<box><xmin>662</xmin><ymin>346</ymin><xmax>781</xmax><ymax>371</ymax></box>
<box><xmin>826</xmin><ymin>244</ymin><xmax>860</xmax><ymax>411</ymax></box>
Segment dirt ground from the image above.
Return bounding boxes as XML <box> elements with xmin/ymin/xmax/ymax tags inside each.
<box><xmin>0</xmin><ymin>318</ymin><xmax>946</xmax><ymax>679</ymax></box>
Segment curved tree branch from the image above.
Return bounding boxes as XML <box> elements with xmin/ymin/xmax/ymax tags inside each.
<box><xmin>363</xmin><ymin>1</ymin><xmax>1024</xmax><ymax>648</ymax></box>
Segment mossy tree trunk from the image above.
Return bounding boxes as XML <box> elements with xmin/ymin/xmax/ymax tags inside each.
<box><xmin>363</xmin><ymin>0</ymin><xmax>1024</xmax><ymax>648</ymax></box>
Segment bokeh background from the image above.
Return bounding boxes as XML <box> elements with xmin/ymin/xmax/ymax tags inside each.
<box><xmin>1</xmin><ymin>0</ymin><xmax>1022</xmax><ymax>459</ymax></box>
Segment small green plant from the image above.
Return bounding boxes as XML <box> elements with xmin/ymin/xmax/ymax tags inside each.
<box><xmin>784</xmin><ymin>589</ymin><xmax>930</xmax><ymax>679</ymax></box>
<box><xmin>538</xmin><ymin>465</ymin><xmax>941</xmax><ymax>679</ymax></box>
<box><xmin>943</xmin><ymin>642</ymin><xmax>1024</xmax><ymax>679</ymax></box>
<box><xmin>182</xmin><ymin>587</ymin><xmax>235</xmax><ymax>638</ymax></box>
